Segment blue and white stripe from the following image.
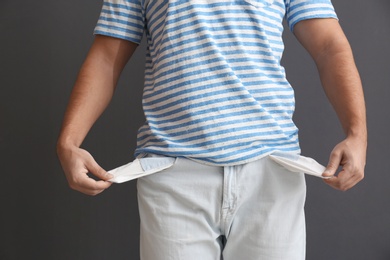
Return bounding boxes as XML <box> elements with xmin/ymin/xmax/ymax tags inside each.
<box><xmin>94</xmin><ymin>0</ymin><xmax>337</xmax><ymax>165</ymax></box>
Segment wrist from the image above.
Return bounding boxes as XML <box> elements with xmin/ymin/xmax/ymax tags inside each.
<box><xmin>345</xmin><ymin>132</ymin><xmax>368</xmax><ymax>151</ymax></box>
<box><xmin>56</xmin><ymin>136</ymin><xmax>81</xmax><ymax>154</ymax></box>
<box><xmin>346</xmin><ymin>128</ymin><xmax>367</xmax><ymax>143</ymax></box>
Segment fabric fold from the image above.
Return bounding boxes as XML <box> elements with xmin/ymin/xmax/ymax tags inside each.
<box><xmin>108</xmin><ymin>157</ymin><xmax>176</xmax><ymax>183</ymax></box>
<box><xmin>269</xmin><ymin>151</ymin><xmax>330</xmax><ymax>179</ymax></box>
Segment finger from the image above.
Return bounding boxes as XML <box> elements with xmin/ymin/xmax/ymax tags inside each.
<box><xmin>68</xmin><ymin>173</ymin><xmax>112</xmax><ymax>194</ymax></box>
<box><xmin>338</xmin><ymin>171</ymin><xmax>363</xmax><ymax>191</ymax></box>
<box><xmin>335</xmin><ymin>161</ymin><xmax>364</xmax><ymax>189</ymax></box>
<box><xmin>74</xmin><ymin>181</ymin><xmax>111</xmax><ymax>196</ymax></box>
<box><xmin>324</xmin><ymin>169</ymin><xmax>357</xmax><ymax>191</ymax></box>
<box><xmin>323</xmin><ymin>150</ymin><xmax>342</xmax><ymax>178</ymax></box>
<box><xmin>323</xmin><ymin>167</ymin><xmax>349</xmax><ymax>190</ymax></box>
<box><xmin>80</xmin><ymin>180</ymin><xmax>112</xmax><ymax>196</ymax></box>
<box><xmin>79</xmin><ymin>176</ymin><xmax>112</xmax><ymax>190</ymax></box>
<box><xmin>78</xmin><ymin>186</ymin><xmax>106</xmax><ymax>196</ymax></box>
<box><xmin>323</xmin><ymin>175</ymin><xmax>341</xmax><ymax>189</ymax></box>
<box><xmin>86</xmin><ymin>158</ymin><xmax>114</xmax><ymax>181</ymax></box>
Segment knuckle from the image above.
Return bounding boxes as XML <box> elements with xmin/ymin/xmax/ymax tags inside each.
<box><xmin>352</xmin><ymin>169</ymin><xmax>364</xmax><ymax>181</ymax></box>
<box><xmin>90</xmin><ymin>166</ymin><xmax>104</xmax><ymax>178</ymax></box>
<box><xmin>97</xmin><ymin>169</ymin><xmax>105</xmax><ymax>177</ymax></box>
<box><xmin>330</xmin><ymin>181</ymin><xmax>345</xmax><ymax>191</ymax></box>
<box><xmin>67</xmin><ymin>177</ymin><xmax>85</xmax><ymax>192</ymax></box>
<box><xmin>83</xmin><ymin>191</ymin><xmax>94</xmax><ymax>196</ymax></box>
<box><xmin>331</xmin><ymin>149</ymin><xmax>342</xmax><ymax>158</ymax></box>
<box><xmin>68</xmin><ymin>182</ymin><xmax>78</xmax><ymax>190</ymax></box>
<box><xmin>89</xmin><ymin>190</ymin><xmax>101</xmax><ymax>196</ymax></box>
<box><xmin>326</xmin><ymin>165</ymin><xmax>337</xmax><ymax>171</ymax></box>
<box><xmin>336</xmin><ymin>182</ymin><xmax>348</xmax><ymax>191</ymax></box>
<box><xmin>350</xmin><ymin>165</ymin><xmax>359</xmax><ymax>174</ymax></box>
<box><xmin>98</xmin><ymin>170</ymin><xmax>110</xmax><ymax>180</ymax></box>
<box><xmin>330</xmin><ymin>153</ymin><xmax>339</xmax><ymax>159</ymax></box>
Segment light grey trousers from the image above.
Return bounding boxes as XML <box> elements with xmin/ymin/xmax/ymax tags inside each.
<box><xmin>137</xmin><ymin>155</ymin><xmax>306</xmax><ymax>260</ymax></box>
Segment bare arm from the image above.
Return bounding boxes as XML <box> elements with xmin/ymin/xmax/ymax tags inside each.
<box><xmin>294</xmin><ymin>19</ymin><xmax>367</xmax><ymax>191</ymax></box>
<box><xmin>57</xmin><ymin>35</ymin><xmax>138</xmax><ymax>195</ymax></box>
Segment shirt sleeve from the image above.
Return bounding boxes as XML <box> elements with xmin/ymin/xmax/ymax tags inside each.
<box><xmin>285</xmin><ymin>0</ymin><xmax>338</xmax><ymax>32</ymax></box>
<box><xmin>93</xmin><ymin>0</ymin><xmax>145</xmax><ymax>44</ymax></box>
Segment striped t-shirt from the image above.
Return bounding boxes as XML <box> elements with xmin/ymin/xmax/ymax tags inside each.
<box><xmin>94</xmin><ymin>0</ymin><xmax>338</xmax><ymax>166</ymax></box>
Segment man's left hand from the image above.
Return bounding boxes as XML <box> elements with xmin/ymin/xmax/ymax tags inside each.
<box><xmin>323</xmin><ymin>136</ymin><xmax>367</xmax><ymax>191</ymax></box>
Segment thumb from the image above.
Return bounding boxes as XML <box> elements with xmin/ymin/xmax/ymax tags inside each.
<box><xmin>86</xmin><ymin>158</ymin><xmax>114</xmax><ymax>181</ymax></box>
<box><xmin>323</xmin><ymin>151</ymin><xmax>342</xmax><ymax>178</ymax></box>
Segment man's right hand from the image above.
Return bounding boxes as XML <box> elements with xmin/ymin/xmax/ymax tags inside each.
<box><xmin>56</xmin><ymin>36</ymin><xmax>138</xmax><ymax>195</ymax></box>
<box><xmin>57</xmin><ymin>145</ymin><xmax>113</xmax><ymax>196</ymax></box>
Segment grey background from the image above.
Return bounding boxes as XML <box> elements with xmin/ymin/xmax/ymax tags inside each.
<box><xmin>0</xmin><ymin>0</ymin><xmax>389</xmax><ymax>259</ymax></box>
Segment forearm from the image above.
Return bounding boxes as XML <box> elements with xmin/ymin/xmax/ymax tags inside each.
<box><xmin>315</xmin><ymin>40</ymin><xmax>367</xmax><ymax>141</ymax></box>
<box><xmin>58</xmin><ymin>54</ymin><xmax>117</xmax><ymax>148</ymax></box>
<box><xmin>294</xmin><ymin>19</ymin><xmax>367</xmax><ymax>141</ymax></box>
<box><xmin>294</xmin><ymin>19</ymin><xmax>366</xmax><ymax>190</ymax></box>
<box><xmin>56</xmin><ymin>36</ymin><xmax>137</xmax><ymax>195</ymax></box>
<box><xmin>57</xmin><ymin>36</ymin><xmax>137</xmax><ymax>150</ymax></box>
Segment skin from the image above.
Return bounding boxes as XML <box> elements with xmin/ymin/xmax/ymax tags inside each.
<box><xmin>57</xmin><ymin>36</ymin><xmax>138</xmax><ymax>195</ymax></box>
<box><xmin>57</xmin><ymin>18</ymin><xmax>366</xmax><ymax>195</ymax></box>
<box><xmin>294</xmin><ymin>19</ymin><xmax>367</xmax><ymax>191</ymax></box>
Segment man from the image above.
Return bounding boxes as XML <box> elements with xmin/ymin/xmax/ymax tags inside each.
<box><xmin>57</xmin><ymin>0</ymin><xmax>367</xmax><ymax>259</ymax></box>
